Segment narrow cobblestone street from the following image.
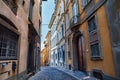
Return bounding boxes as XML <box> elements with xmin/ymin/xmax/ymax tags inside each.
<box><xmin>29</xmin><ymin>67</ymin><xmax>79</xmax><ymax>80</ymax></box>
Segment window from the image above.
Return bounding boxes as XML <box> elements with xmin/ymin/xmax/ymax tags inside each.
<box><xmin>61</xmin><ymin>24</ymin><xmax>64</xmax><ymax>37</ymax></box>
<box><xmin>29</xmin><ymin>0</ymin><xmax>34</xmax><ymax>21</ymax></box>
<box><xmin>0</xmin><ymin>26</ymin><xmax>18</xmax><ymax>60</ymax></box>
<box><xmin>62</xmin><ymin>45</ymin><xmax>65</xmax><ymax>62</ymax></box>
<box><xmin>88</xmin><ymin>16</ymin><xmax>97</xmax><ymax>32</ymax></box>
<box><xmin>68</xmin><ymin>51</ymin><xmax>71</xmax><ymax>59</ymax></box>
<box><xmin>57</xmin><ymin>33</ymin><xmax>59</xmax><ymax>42</ymax></box>
<box><xmin>71</xmin><ymin>0</ymin><xmax>79</xmax><ymax>25</ymax></box>
<box><xmin>66</xmin><ymin>0</ymin><xmax>69</xmax><ymax>5</ymax></box>
<box><xmin>88</xmin><ymin>16</ymin><xmax>102</xmax><ymax>59</ymax></box>
<box><xmin>39</xmin><ymin>5</ymin><xmax>42</xmax><ymax>16</ymax></box>
<box><xmin>72</xmin><ymin>0</ymin><xmax>78</xmax><ymax>16</ymax></box>
<box><xmin>68</xmin><ymin>36</ymin><xmax>71</xmax><ymax>56</ymax></box>
<box><xmin>57</xmin><ymin>48</ymin><xmax>61</xmax><ymax>61</ymax></box>
<box><xmin>81</xmin><ymin>0</ymin><xmax>91</xmax><ymax>9</ymax></box>
<box><xmin>90</xmin><ymin>43</ymin><xmax>100</xmax><ymax>57</ymax></box>
<box><xmin>61</xmin><ymin>1</ymin><xmax>64</xmax><ymax>14</ymax></box>
<box><xmin>66</xmin><ymin>13</ymin><xmax>70</xmax><ymax>29</ymax></box>
<box><xmin>2</xmin><ymin>0</ymin><xmax>18</xmax><ymax>15</ymax></box>
<box><xmin>68</xmin><ymin>37</ymin><xmax>70</xmax><ymax>45</ymax></box>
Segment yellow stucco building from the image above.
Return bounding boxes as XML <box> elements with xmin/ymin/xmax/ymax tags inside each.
<box><xmin>41</xmin><ymin>47</ymin><xmax>47</xmax><ymax>66</ymax></box>
<box><xmin>65</xmin><ymin>0</ymin><xmax>120</xmax><ymax>79</ymax></box>
<box><xmin>41</xmin><ymin>31</ymin><xmax>51</xmax><ymax>66</ymax></box>
<box><xmin>48</xmin><ymin>0</ymin><xmax>120</xmax><ymax>79</ymax></box>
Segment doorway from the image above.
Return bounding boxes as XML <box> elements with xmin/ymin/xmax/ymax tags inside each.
<box><xmin>27</xmin><ymin>42</ymin><xmax>35</xmax><ymax>74</ymax></box>
<box><xmin>77</xmin><ymin>35</ymin><xmax>85</xmax><ymax>71</ymax></box>
<box><xmin>73</xmin><ymin>33</ymin><xmax>86</xmax><ymax>71</ymax></box>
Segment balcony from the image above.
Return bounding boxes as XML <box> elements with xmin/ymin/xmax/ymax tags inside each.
<box><xmin>70</xmin><ymin>14</ymin><xmax>80</xmax><ymax>31</ymax></box>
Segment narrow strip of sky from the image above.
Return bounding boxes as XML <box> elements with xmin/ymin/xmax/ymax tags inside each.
<box><xmin>41</xmin><ymin>0</ymin><xmax>55</xmax><ymax>50</ymax></box>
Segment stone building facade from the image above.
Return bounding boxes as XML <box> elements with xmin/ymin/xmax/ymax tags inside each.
<box><xmin>0</xmin><ymin>0</ymin><xmax>41</xmax><ymax>80</ymax></box>
<box><xmin>65</xmin><ymin>0</ymin><xmax>79</xmax><ymax>71</ymax></box>
<box><xmin>49</xmin><ymin>13</ymin><xmax>58</xmax><ymax>66</ymax></box>
<box><xmin>49</xmin><ymin>0</ymin><xmax>66</xmax><ymax>68</ymax></box>
<box><xmin>55</xmin><ymin>0</ymin><xmax>66</xmax><ymax>68</ymax></box>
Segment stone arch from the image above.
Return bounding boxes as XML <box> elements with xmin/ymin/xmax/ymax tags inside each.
<box><xmin>72</xmin><ymin>30</ymin><xmax>86</xmax><ymax>71</ymax></box>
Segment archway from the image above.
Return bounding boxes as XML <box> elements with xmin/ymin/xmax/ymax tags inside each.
<box><xmin>72</xmin><ymin>31</ymin><xmax>86</xmax><ymax>71</ymax></box>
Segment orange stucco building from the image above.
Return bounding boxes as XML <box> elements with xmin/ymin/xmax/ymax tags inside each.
<box><xmin>65</xmin><ymin>0</ymin><xmax>120</xmax><ymax>79</ymax></box>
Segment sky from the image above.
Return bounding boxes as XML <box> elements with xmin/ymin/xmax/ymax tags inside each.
<box><xmin>41</xmin><ymin>0</ymin><xmax>55</xmax><ymax>50</ymax></box>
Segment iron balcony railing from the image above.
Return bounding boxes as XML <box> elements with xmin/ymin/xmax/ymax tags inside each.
<box><xmin>70</xmin><ymin>14</ymin><xmax>80</xmax><ymax>29</ymax></box>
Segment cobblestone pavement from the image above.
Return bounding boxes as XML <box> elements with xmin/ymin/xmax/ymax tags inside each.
<box><xmin>29</xmin><ymin>67</ymin><xmax>78</xmax><ymax>80</ymax></box>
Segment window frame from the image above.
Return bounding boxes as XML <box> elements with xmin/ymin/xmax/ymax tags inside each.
<box><xmin>72</xmin><ymin>0</ymin><xmax>79</xmax><ymax>16</ymax></box>
<box><xmin>66</xmin><ymin>13</ymin><xmax>70</xmax><ymax>29</ymax></box>
<box><xmin>81</xmin><ymin>0</ymin><xmax>92</xmax><ymax>9</ymax></box>
<box><xmin>0</xmin><ymin>26</ymin><xmax>18</xmax><ymax>60</ymax></box>
<box><xmin>68</xmin><ymin>51</ymin><xmax>72</xmax><ymax>59</ymax></box>
<box><xmin>90</xmin><ymin>42</ymin><xmax>101</xmax><ymax>58</ymax></box>
<box><xmin>87</xmin><ymin>15</ymin><xmax>103</xmax><ymax>60</ymax></box>
<box><xmin>29</xmin><ymin>0</ymin><xmax>35</xmax><ymax>21</ymax></box>
<box><xmin>61</xmin><ymin>24</ymin><xmax>64</xmax><ymax>37</ymax></box>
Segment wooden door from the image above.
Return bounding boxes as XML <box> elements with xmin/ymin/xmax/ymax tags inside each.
<box><xmin>78</xmin><ymin>36</ymin><xmax>85</xmax><ymax>71</ymax></box>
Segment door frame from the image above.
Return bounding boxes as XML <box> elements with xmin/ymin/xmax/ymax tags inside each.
<box><xmin>72</xmin><ymin>31</ymin><xmax>87</xmax><ymax>71</ymax></box>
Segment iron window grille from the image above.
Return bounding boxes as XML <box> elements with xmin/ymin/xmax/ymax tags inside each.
<box><xmin>0</xmin><ymin>27</ymin><xmax>18</xmax><ymax>60</ymax></box>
